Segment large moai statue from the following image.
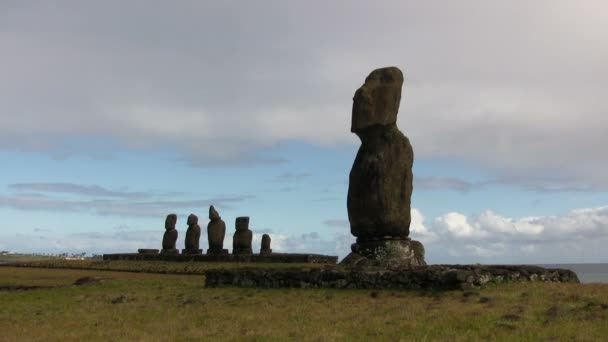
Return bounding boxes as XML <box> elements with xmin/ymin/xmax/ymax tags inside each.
<box><xmin>232</xmin><ymin>216</ymin><xmax>253</xmax><ymax>255</ymax></box>
<box><xmin>161</xmin><ymin>214</ymin><xmax>179</xmax><ymax>255</ymax></box>
<box><xmin>183</xmin><ymin>214</ymin><xmax>202</xmax><ymax>255</ymax></box>
<box><xmin>260</xmin><ymin>234</ymin><xmax>272</xmax><ymax>255</ymax></box>
<box><xmin>342</xmin><ymin>66</ymin><xmax>425</xmax><ymax>268</ymax></box>
<box><xmin>207</xmin><ymin>205</ymin><xmax>228</xmax><ymax>255</ymax></box>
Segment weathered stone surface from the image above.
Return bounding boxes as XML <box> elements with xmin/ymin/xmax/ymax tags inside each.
<box><xmin>351</xmin><ymin>67</ymin><xmax>403</xmax><ymax>132</ymax></box>
<box><xmin>182</xmin><ymin>249</ymin><xmax>203</xmax><ymax>255</ymax></box>
<box><xmin>162</xmin><ymin>214</ymin><xmax>178</xmax><ymax>252</ymax></box>
<box><xmin>341</xmin><ymin>239</ymin><xmax>425</xmax><ymax>268</ymax></box>
<box><xmin>103</xmin><ymin>252</ymin><xmax>338</xmax><ymax>264</ymax></box>
<box><xmin>233</xmin><ymin>216</ymin><xmax>253</xmax><ymax>255</ymax></box>
<box><xmin>343</xmin><ymin>66</ymin><xmax>424</xmax><ymax>268</ymax></box>
<box><xmin>260</xmin><ymin>234</ymin><xmax>272</xmax><ymax>254</ymax></box>
<box><xmin>207</xmin><ymin>248</ymin><xmax>229</xmax><ymax>255</ymax></box>
<box><xmin>347</xmin><ymin>66</ymin><xmax>413</xmax><ymax>240</ymax></box>
<box><xmin>207</xmin><ymin>205</ymin><xmax>226</xmax><ymax>254</ymax></box>
<box><xmin>185</xmin><ymin>214</ymin><xmax>201</xmax><ymax>251</ymax></box>
<box><xmin>159</xmin><ymin>248</ymin><xmax>179</xmax><ymax>255</ymax></box>
<box><xmin>204</xmin><ymin>265</ymin><xmax>580</xmax><ymax>289</ymax></box>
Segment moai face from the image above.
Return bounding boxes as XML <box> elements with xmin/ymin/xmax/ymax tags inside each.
<box><xmin>351</xmin><ymin>67</ymin><xmax>403</xmax><ymax>134</ymax></box>
<box><xmin>187</xmin><ymin>214</ymin><xmax>198</xmax><ymax>226</ymax></box>
<box><xmin>235</xmin><ymin>216</ymin><xmax>250</xmax><ymax>231</ymax></box>
<box><xmin>165</xmin><ymin>214</ymin><xmax>177</xmax><ymax>230</ymax></box>
<box><xmin>209</xmin><ymin>205</ymin><xmax>220</xmax><ymax>221</ymax></box>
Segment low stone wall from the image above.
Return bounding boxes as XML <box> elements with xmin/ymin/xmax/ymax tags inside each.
<box><xmin>204</xmin><ymin>264</ymin><xmax>579</xmax><ymax>290</ymax></box>
<box><xmin>102</xmin><ymin>253</ymin><xmax>338</xmax><ymax>264</ymax></box>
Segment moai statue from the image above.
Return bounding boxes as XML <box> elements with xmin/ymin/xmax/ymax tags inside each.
<box><xmin>161</xmin><ymin>214</ymin><xmax>179</xmax><ymax>255</ymax></box>
<box><xmin>207</xmin><ymin>205</ymin><xmax>228</xmax><ymax>255</ymax></box>
<box><xmin>232</xmin><ymin>216</ymin><xmax>253</xmax><ymax>255</ymax></box>
<box><xmin>183</xmin><ymin>214</ymin><xmax>202</xmax><ymax>255</ymax></box>
<box><xmin>260</xmin><ymin>234</ymin><xmax>272</xmax><ymax>254</ymax></box>
<box><xmin>342</xmin><ymin>66</ymin><xmax>425</xmax><ymax>268</ymax></box>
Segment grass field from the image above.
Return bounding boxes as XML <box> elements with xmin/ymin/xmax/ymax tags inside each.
<box><xmin>4</xmin><ymin>259</ymin><xmax>324</xmax><ymax>274</ymax></box>
<box><xmin>1</xmin><ymin>264</ymin><xmax>607</xmax><ymax>341</ymax></box>
<box><xmin>0</xmin><ymin>254</ymin><xmax>64</xmax><ymax>263</ymax></box>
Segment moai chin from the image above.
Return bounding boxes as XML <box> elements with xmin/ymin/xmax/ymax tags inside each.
<box><xmin>206</xmin><ymin>205</ymin><xmax>228</xmax><ymax>255</ymax></box>
<box><xmin>232</xmin><ymin>216</ymin><xmax>253</xmax><ymax>255</ymax></box>
<box><xmin>342</xmin><ymin>67</ymin><xmax>426</xmax><ymax>268</ymax></box>
<box><xmin>161</xmin><ymin>213</ymin><xmax>179</xmax><ymax>255</ymax></box>
<box><xmin>183</xmin><ymin>214</ymin><xmax>202</xmax><ymax>255</ymax></box>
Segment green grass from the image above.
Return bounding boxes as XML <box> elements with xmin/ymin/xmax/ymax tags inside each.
<box><xmin>0</xmin><ymin>254</ymin><xmax>64</xmax><ymax>263</ymax></box>
<box><xmin>1</xmin><ymin>266</ymin><xmax>607</xmax><ymax>341</ymax></box>
<box><xmin>5</xmin><ymin>259</ymin><xmax>324</xmax><ymax>274</ymax></box>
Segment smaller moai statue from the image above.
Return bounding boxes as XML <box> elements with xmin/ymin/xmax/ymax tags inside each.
<box><xmin>207</xmin><ymin>205</ymin><xmax>228</xmax><ymax>255</ymax></box>
<box><xmin>260</xmin><ymin>234</ymin><xmax>272</xmax><ymax>254</ymax></box>
<box><xmin>161</xmin><ymin>214</ymin><xmax>179</xmax><ymax>255</ymax></box>
<box><xmin>232</xmin><ymin>216</ymin><xmax>253</xmax><ymax>255</ymax></box>
<box><xmin>183</xmin><ymin>214</ymin><xmax>202</xmax><ymax>255</ymax></box>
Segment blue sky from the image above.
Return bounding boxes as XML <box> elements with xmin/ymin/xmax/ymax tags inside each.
<box><xmin>1</xmin><ymin>1</ymin><xmax>608</xmax><ymax>263</ymax></box>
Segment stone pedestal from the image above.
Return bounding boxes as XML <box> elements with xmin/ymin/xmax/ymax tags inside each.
<box><xmin>182</xmin><ymin>249</ymin><xmax>203</xmax><ymax>255</ymax></box>
<box><xmin>233</xmin><ymin>247</ymin><xmax>253</xmax><ymax>256</ymax></box>
<box><xmin>340</xmin><ymin>238</ymin><xmax>426</xmax><ymax>269</ymax></box>
<box><xmin>160</xmin><ymin>248</ymin><xmax>179</xmax><ymax>255</ymax></box>
<box><xmin>138</xmin><ymin>249</ymin><xmax>159</xmax><ymax>255</ymax></box>
<box><xmin>207</xmin><ymin>248</ymin><xmax>229</xmax><ymax>255</ymax></box>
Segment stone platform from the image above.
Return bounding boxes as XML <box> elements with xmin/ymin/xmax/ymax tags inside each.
<box><xmin>204</xmin><ymin>264</ymin><xmax>579</xmax><ymax>290</ymax></box>
<box><xmin>102</xmin><ymin>252</ymin><xmax>338</xmax><ymax>264</ymax></box>
<box><xmin>341</xmin><ymin>239</ymin><xmax>426</xmax><ymax>268</ymax></box>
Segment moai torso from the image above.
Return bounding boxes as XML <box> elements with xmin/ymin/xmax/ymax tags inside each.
<box><xmin>162</xmin><ymin>214</ymin><xmax>178</xmax><ymax>250</ymax></box>
<box><xmin>232</xmin><ymin>216</ymin><xmax>253</xmax><ymax>255</ymax></box>
<box><xmin>207</xmin><ymin>205</ymin><xmax>226</xmax><ymax>251</ymax></box>
<box><xmin>347</xmin><ymin>67</ymin><xmax>413</xmax><ymax>241</ymax></box>
<box><xmin>185</xmin><ymin>214</ymin><xmax>201</xmax><ymax>250</ymax></box>
<box><xmin>260</xmin><ymin>234</ymin><xmax>272</xmax><ymax>254</ymax></box>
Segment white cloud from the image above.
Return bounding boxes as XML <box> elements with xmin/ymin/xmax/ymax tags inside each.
<box><xmin>433</xmin><ymin>207</ymin><xmax>608</xmax><ymax>243</ymax></box>
<box><xmin>433</xmin><ymin>212</ymin><xmax>486</xmax><ymax>239</ymax></box>
<box><xmin>425</xmin><ymin>206</ymin><xmax>608</xmax><ymax>263</ymax></box>
<box><xmin>409</xmin><ymin>208</ymin><xmax>437</xmax><ymax>241</ymax></box>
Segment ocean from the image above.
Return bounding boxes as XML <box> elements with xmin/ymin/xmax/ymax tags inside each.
<box><xmin>538</xmin><ymin>264</ymin><xmax>608</xmax><ymax>283</ymax></box>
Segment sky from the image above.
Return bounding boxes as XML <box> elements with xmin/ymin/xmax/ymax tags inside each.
<box><xmin>1</xmin><ymin>1</ymin><xmax>608</xmax><ymax>264</ymax></box>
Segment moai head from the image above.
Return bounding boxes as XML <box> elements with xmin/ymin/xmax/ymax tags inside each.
<box><xmin>209</xmin><ymin>205</ymin><xmax>221</xmax><ymax>221</ymax></box>
<box><xmin>187</xmin><ymin>214</ymin><xmax>198</xmax><ymax>226</ymax></box>
<box><xmin>351</xmin><ymin>67</ymin><xmax>403</xmax><ymax>135</ymax></box>
<box><xmin>165</xmin><ymin>214</ymin><xmax>177</xmax><ymax>230</ymax></box>
<box><xmin>235</xmin><ymin>216</ymin><xmax>250</xmax><ymax>231</ymax></box>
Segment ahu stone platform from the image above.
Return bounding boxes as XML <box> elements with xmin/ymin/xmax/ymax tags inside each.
<box><xmin>102</xmin><ymin>252</ymin><xmax>338</xmax><ymax>264</ymax></box>
<box><xmin>204</xmin><ymin>264</ymin><xmax>579</xmax><ymax>290</ymax></box>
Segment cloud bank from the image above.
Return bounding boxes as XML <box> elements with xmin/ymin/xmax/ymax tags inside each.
<box><xmin>1</xmin><ymin>1</ymin><xmax>607</xmax><ymax>188</ymax></box>
<box><xmin>5</xmin><ymin>206</ymin><xmax>606</xmax><ymax>264</ymax></box>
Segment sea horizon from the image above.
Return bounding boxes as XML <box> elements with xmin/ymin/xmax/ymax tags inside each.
<box><xmin>535</xmin><ymin>263</ymin><xmax>608</xmax><ymax>284</ymax></box>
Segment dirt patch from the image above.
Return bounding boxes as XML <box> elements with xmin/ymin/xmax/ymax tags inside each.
<box><xmin>544</xmin><ymin>305</ymin><xmax>562</xmax><ymax>325</ymax></box>
<box><xmin>495</xmin><ymin>323</ymin><xmax>517</xmax><ymax>331</ymax></box>
<box><xmin>501</xmin><ymin>314</ymin><xmax>522</xmax><ymax>321</ymax></box>
<box><xmin>73</xmin><ymin>276</ymin><xmax>101</xmax><ymax>286</ymax></box>
<box><xmin>110</xmin><ymin>295</ymin><xmax>130</xmax><ymax>304</ymax></box>
<box><xmin>0</xmin><ymin>285</ymin><xmax>55</xmax><ymax>292</ymax></box>
<box><xmin>479</xmin><ymin>296</ymin><xmax>495</xmax><ymax>304</ymax></box>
